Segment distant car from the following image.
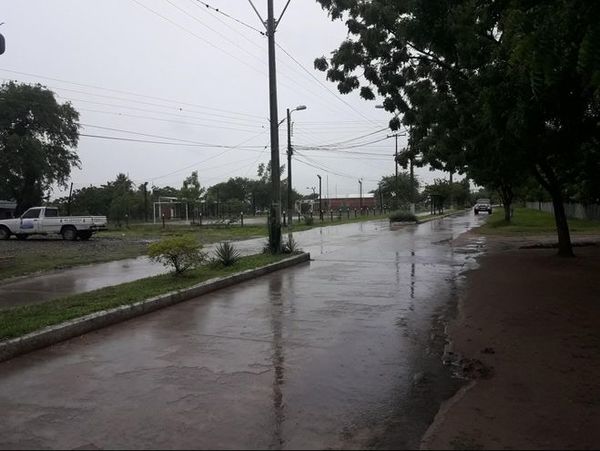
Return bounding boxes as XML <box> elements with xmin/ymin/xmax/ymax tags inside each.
<box><xmin>474</xmin><ymin>199</ymin><xmax>492</xmax><ymax>215</ymax></box>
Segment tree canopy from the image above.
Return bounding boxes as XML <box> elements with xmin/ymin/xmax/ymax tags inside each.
<box><xmin>314</xmin><ymin>0</ymin><xmax>600</xmax><ymax>256</ymax></box>
<box><xmin>0</xmin><ymin>82</ymin><xmax>80</xmax><ymax>215</ymax></box>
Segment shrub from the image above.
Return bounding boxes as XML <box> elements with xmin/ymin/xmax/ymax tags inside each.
<box><xmin>148</xmin><ymin>236</ymin><xmax>206</xmax><ymax>275</ymax></box>
<box><xmin>303</xmin><ymin>215</ymin><xmax>314</xmax><ymax>226</ymax></box>
<box><xmin>262</xmin><ymin>241</ymin><xmax>273</xmax><ymax>255</ymax></box>
<box><xmin>213</xmin><ymin>241</ymin><xmax>241</xmax><ymax>267</ymax></box>
<box><xmin>389</xmin><ymin>210</ymin><xmax>417</xmax><ymax>223</ymax></box>
<box><xmin>282</xmin><ymin>235</ymin><xmax>302</xmax><ymax>254</ymax></box>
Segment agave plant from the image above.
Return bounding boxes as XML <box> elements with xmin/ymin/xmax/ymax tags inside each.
<box><xmin>213</xmin><ymin>241</ymin><xmax>241</xmax><ymax>267</ymax></box>
<box><xmin>282</xmin><ymin>235</ymin><xmax>302</xmax><ymax>254</ymax></box>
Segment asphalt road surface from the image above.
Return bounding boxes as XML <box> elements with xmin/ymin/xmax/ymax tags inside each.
<box><xmin>0</xmin><ymin>212</ymin><xmax>486</xmax><ymax>449</ymax></box>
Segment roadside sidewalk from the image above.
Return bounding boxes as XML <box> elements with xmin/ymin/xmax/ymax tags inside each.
<box><xmin>422</xmin><ymin>234</ymin><xmax>600</xmax><ymax>450</ymax></box>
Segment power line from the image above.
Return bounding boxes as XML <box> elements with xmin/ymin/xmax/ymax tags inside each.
<box><xmin>186</xmin><ymin>0</ymin><xmax>379</xmax><ymax>119</ymax></box>
<box><xmin>81</xmin><ymin>123</ymin><xmax>267</xmax><ymax>148</ymax></box>
<box><xmin>275</xmin><ymin>42</ymin><xmax>381</xmax><ymax>126</ymax></box>
<box><xmin>54</xmin><ymin>94</ymin><xmax>266</xmax><ymax>128</ymax></box>
<box><xmin>136</xmin><ymin>1</ymin><xmax>350</xmax><ymax>117</ymax></box>
<box><xmin>130</xmin><ymin>0</ymin><xmax>268</xmax><ymax>78</ymax></box>
<box><xmin>193</xmin><ymin>0</ymin><xmax>266</xmax><ymax>36</ymax></box>
<box><xmin>164</xmin><ymin>0</ymin><xmax>266</xmax><ymax>66</ymax></box>
<box><xmin>296</xmin><ymin>128</ymin><xmax>390</xmax><ymax>149</ymax></box>
<box><xmin>142</xmin><ymin>129</ymin><xmax>269</xmax><ymax>183</ymax></box>
<box><xmin>77</xmin><ymin>107</ymin><xmax>265</xmax><ymax>134</ymax></box>
<box><xmin>294</xmin><ymin>154</ymin><xmax>380</xmax><ymax>183</ymax></box>
<box><xmin>0</xmin><ymin>68</ymin><xmax>265</xmax><ymax>120</ymax></box>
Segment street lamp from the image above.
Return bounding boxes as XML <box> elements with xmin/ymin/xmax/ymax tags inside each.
<box><xmin>287</xmin><ymin>105</ymin><xmax>307</xmax><ymax>239</ymax></box>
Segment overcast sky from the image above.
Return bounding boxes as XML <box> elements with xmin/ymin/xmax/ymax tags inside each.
<box><xmin>1</xmin><ymin>0</ymin><xmax>450</xmax><ymax>198</ymax></box>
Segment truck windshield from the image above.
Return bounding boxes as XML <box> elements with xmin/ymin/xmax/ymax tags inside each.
<box><xmin>21</xmin><ymin>209</ymin><xmax>41</xmax><ymax>219</ymax></box>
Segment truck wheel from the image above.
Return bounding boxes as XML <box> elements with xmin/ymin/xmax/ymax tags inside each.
<box><xmin>61</xmin><ymin>226</ymin><xmax>78</xmax><ymax>241</ymax></box>
<box><xmin>0</xmin><ymin>226</ymin><xmax>10</xmax><ymax>240</ymax></box>
<box><xmin>16</xmin><ymin>234</ymin><xmax>28</xmax><ymax>240</ymax></box>
<box><xmin>78</xmin><ymin>231</ymin><xmax>93</xmax><ymax>241</ymax></box>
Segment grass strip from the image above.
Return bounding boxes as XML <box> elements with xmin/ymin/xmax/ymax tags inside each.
<box><xmin>0</xmin><ymin>253</ymin><xmax>288</xmax><ymax>341</ymax></box>
<box><xmin>477</xmin><ymin>207</ymin><xmax>600</xmax><ymax>235</ymax></box>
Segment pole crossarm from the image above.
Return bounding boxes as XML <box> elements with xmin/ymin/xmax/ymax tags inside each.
<box><xmin>247</xmin><ymin>0</ymin><xmax>267</xmax><ymax>28</ymax></box>
<box><xmin>275</xmin><ymin>0</ymin><xmax>292</xmax><ymax>28</ymax></box>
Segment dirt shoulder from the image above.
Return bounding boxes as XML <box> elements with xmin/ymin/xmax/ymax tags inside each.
<box><xmin>422</xmin><ymin>234</ymin><xmax>600</xmax><ymax>450</ymax></box>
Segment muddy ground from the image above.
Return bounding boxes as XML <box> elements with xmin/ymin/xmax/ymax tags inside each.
<box><xmin>422</xmin><ymin>234</ymin><xmax>600</xmax><ymax>450</ymax></box>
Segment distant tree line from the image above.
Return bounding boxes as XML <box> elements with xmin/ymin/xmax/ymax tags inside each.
<box><xmin>51</xmin><ymin>164</ymin><xmax>302</xmax><ymax>224</ymax></box>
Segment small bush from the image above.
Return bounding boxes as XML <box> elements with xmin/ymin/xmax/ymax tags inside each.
<box><xmin>282</xmin><ymin>235</ymin><xmax>302</xmax><ymax>254</ymax></box>
<box><xmin>262</xmin><ymin>241</ymin><xmax>273</xmax><ymax>255</ymax></box>
<box><xmin>213</xmin><ymin>241</ymin><xmax>241</xmax><ymax>267</ymax></box>
<box><xmin>148</xmin><ymin>236</ymin><xmax>206</xmax><ymax>275</ymax></box>
<box><xmin>304</xmin><ymin>215</ymin><xmax>314</xmax><ymax>226</ymax></box>
<box><xmin>389</xmin><ymin>210</ymin><xmax>417</xmax><ymax>223</ymax></box>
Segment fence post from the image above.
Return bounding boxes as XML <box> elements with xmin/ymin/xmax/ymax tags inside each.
<box><xmin>240</xmin><ymin>212</ymin><xmax>244</xmax><ymax>227</ymax></box>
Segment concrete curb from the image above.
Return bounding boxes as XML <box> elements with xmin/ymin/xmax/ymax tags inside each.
<box><xmin>417</xmin><ymin>209</ymin><xmax>468</xmax><ymax>224</ymax></box>
<box><xmin>0</xmin><ymin>252</ymin><xmax>310</xmax><ymax>363</ymax></box>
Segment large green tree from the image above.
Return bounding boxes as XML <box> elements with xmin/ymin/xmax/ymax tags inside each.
<box><xmin>374</xmin><ymin>172</ymin><xmax>419</xmax><ymax>210</ymax></box>
<box><xmin>314</xmin><ymin>0</ymin><xmax>600</xmax><ymax>256</ymax></box>
<box><xmin>0</xmin><ymin>82</ymin><xmax>80</xmax><ymax>215</ymax></box>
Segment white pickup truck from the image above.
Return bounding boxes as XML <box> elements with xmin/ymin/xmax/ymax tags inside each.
<box><xmin>0</xmin><ymin>207</ymin><xmax>107</xmax><ymax>241</ymax></box>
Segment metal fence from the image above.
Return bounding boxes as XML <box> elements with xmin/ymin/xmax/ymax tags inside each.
<box><xmin>526</xmin><ymin>202</ymin><xmax>600</xmax><ymax>221</ymax></box>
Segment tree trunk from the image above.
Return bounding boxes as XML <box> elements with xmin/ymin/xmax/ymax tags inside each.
<box><xmin>550</xmin><ymin>191</ymin><xmax>574</xmax><ymax>257</ymax></box>
<box><xmin>503</xmin><ymin>202</ymin><xmax>511</xmax><ymax>222</ymax></box>
<box><xmin>533</xmin><ymin>164</ymin><xmax>574</xmax><ymax>257</ymax></box>
<box><xmin>498</xmin><ymin>184</ymin><xmax>513</xmax><ymax>223</ymax></box>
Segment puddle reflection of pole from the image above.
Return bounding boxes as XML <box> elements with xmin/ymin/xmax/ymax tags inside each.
<box><xmin>269</xmin><ymin>275</ymin><xmax>285</xmax><ymax>449</ymax></box>
<box><xmin>410</xmin><ymin>250</ymin><xmax>416</xmax><ymax>300</ymax></box>
<box><xmin>395</xmin><ymin>251</ymin><xmax>400</xmax><ymax>286</ymax></box>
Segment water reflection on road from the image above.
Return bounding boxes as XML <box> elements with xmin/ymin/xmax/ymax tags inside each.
<box><xmin>0</xmin><ymin>214</ymin><xmax>478</xmax><ymax>308</ymax></box>
<box><xmin>0</xmin><ymin>212</ymin><xmax>487</xmax><ymax>449</ymax></box>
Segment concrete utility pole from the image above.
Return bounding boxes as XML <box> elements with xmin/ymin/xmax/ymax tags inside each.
<box><xmin>143</xmin><ymin>182</ymin><xmax>149</xmax><ymax>223</ymax></box>
<box><xmin>286</xmin><ymin>105</ymin><xmax>306</xmax><ymax>241</ymax></box>
<box><xmin>410</xmin><ymin>155</ymin><xmax>415</xmax><ymax>214</ymax></box>
<box><xmin>266</xmin><ymin>0</ymin><xmax>281</xmax><ymax>252</ymax></box>
<box><xmin>317</xmin><ymin>174</ymin><xmax>322</xmax><ymax>218</ymax></box>
<box><xmin>358</xmin><ymin>179</ymin><xmax>363</xmax><ymax>211</ymax></box>
<box><xmin>388</xmin><ymin>133</ymin><xmax>404</xmax><ymax>210</ymax></box>
<box><xmin>0</xmin><ymin>22</ymin><xmax>5</xmax><ymax>55</ymax></box>
<box><xmin>248</xmin><ymin>0</ymin><xmax>293</xmax><ymax>253</ymax></box>
<box><xmin>67</xmin><ymin>182</ymin><xmax>73</xmax><ymax>216</ymax></box>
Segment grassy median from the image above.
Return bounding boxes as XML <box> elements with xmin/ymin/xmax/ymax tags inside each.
<box><xmin>477</xmin><ymin>207</ymin><xmax>600</xmax><ymax>235</ymax></box>
<box><xmin>0</xmin><ymin>214</ymin><xmax>388</xmax><ymax>281</ymax></box>
<box><xmin>0</xmin><ymin>253</ymin><xmax>288</xmax><ymax>341</ymax></box>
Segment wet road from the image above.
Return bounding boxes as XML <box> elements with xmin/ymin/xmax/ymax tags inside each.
<box><xmin>1</xmin><ymin>215</ymin><xmax>443</xmax><ymax>308</ymax></box>
<box><xmin>0</xmin><ymin>212</ymin><xmax>485</xmax><ymax>449</ymax></box>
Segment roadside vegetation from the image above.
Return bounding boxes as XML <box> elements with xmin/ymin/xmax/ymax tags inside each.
<box><xmin>0</xmin><ymin>253</ymin><xmax>289</xmax><ymax>341</ymax></box>
<box><xmin>0</xmin><ymin>213</ymin><xmax>390</xmax><ymax>281</ymax></box>
<box><xmin>389</xmin><ymin>210</ymin><xmax>417</xmax><ymax>223</ymax></box>
<box><xmin>477</xmin><ymin>208</ymin><xmax>600</xmax><ymax>236</ymax></box>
